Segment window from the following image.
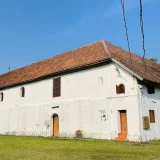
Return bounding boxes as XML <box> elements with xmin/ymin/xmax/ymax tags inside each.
<box><xmin>147</xmin><ymin>83</ymin><xmax>155</xmax><ymax>94</ymax></box>
<box><xmin>116</xmin><ymin>84</ymin><xmax>125</xmax><ymax>94</ymax></box>
<box><xmin>53</xmin><ymin>77</ymin><xmax>61</xmax><ymax>97</ymax></box>
<box><xmin>0</xmin><ymin>92</ymin><xmax>4</xmax><ymax>102</ymax></box>
<box><xmin>20</xmin><ymin>87</ymin><xmax>25</xmax><ymax>97</ymax></box>
<box><xmin>149</xmin><ymin>110</ymin><xmax>155</xmax><ymax>123</ymax></box>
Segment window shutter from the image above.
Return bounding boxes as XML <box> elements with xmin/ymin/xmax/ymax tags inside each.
<box><xmin>149</xmin><ymin>110</ymin><xmax>155</xmax><ymax>123</ymax></box>
<box><xmin>116</xmin><ymin>85</ymin><xmax>119</xmax><ymax>94</ymax></box>
<box><xmin>53</xmin><ymin>77</ymin><xmax>61</xmax><ymax>97</ymax></box>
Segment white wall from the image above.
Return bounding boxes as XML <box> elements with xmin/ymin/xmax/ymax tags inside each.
<box><xmin>0</xmin><ymin>63</ymin><xmax>141</xmax><ymax>141</ymax></box>
<box><xmin>138</xmin><ymin>84</ymin><xmax>160</xmax><ymax>141</ymax></box>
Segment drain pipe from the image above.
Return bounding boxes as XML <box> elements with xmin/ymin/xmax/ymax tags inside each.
<box><xmin>139</xmin><ymin>85</ymin><xmax>144</xmax><ymax>142</ymax></box>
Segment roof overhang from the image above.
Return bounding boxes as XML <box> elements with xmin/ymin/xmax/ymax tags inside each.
<box><xmin>0</xmin><ymin>58</ymin><xmax>112</xmax><ymax>90</ymax></box>
<box><xmin>111</xmin><ymin>58</ymin><xmax>143</xmax><ymax>81</ymax></box>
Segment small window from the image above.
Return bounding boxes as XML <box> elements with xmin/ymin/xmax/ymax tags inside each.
<box><xmin>116</xmin><ymin>84</ymin><xmax>125</xmax><ymax>94</ymax></box>
<box><xmin>147</xmin><ymin>83</ymin><xmax>155</xmax><ymax>94</ymax></box>
<box><xmin>20</xmin><ymin>87</ymin><xmax>25</xmax><ymax>97</ymax></box>
<box><xmin>53</xmin><ymin>77</ymin><xmax>61</xmax><ymax>97</ymax></box>
<box><xmin>0</xmin><ymin>92</ymin><xmax>4</xmax><ymax>102</ymax></box>
<box><xmin>149</xmin><ymin>110</ymin><xmax>155</xmax><ymax>123</ymax></box>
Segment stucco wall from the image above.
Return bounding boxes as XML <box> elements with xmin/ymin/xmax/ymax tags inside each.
<box><xmin>0</xmin><ymin>63</ymin><xmax>141</xmax><ymax>141</ymax></box>
<box><xmin>138</xmin><ymin>84</ymin><xmax>160</xmax><ymax>141</ymax></box>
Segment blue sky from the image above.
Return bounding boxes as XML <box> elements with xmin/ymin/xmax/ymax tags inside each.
<box><xmin>0</xmin><ymin>0</ymin><xmax>159</xmax><ymax>74</ymax></box>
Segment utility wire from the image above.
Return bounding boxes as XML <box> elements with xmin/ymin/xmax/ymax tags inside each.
<box><xmin>140</xmin><ymin>0</ymin><xmax>147</xmax><ymax>74</ymax></box>
<box><xmin>140</xmin><ymin>1</ymin><xmax>160</xmax><ymax>76</ymax></box>
<box><xmin>140</xmin><ymin>0</ymin><xmax>146</xmax><ymax>59</ymax></box>
<box><xmin>120</xmin><ymin>0</ymin><xmax>133</xmax><ymax>69</ymax></box>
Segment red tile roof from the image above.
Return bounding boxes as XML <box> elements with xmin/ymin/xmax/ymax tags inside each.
<box><xmin>0</xmin><ymin>40</ymin><xmax>160</xmax><ymax>89</ymax></box>
<box><xmin>105</xmin><ymin>41</ymin><xmax>160</xmax><ymax>84</ymax></box>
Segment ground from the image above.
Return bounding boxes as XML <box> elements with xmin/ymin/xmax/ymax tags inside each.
<box><xmin>0</xmin><ymin>136</ymin><xmax>160</xmax><ymax>160</ymax></box>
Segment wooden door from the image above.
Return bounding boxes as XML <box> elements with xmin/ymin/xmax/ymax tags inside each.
<box><xmin>115</xmin><ymin>110</ymin><xmax>128</xmax><ymax>141</ymax></box>
<box><xmin>120</xmin><ymin>110</ymin><xmax>128</xmax><ymax>137</ymax></box>
<box><xmin>53</xmin><ymin>115</ymin><xmax>59</xmax><ymax>136</ymax></box>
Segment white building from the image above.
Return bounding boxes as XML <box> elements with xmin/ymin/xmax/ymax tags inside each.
<box><xmin>0</xmin><ymin>40</ymin><xmax>159</xmax><ymax>141</ymax></box>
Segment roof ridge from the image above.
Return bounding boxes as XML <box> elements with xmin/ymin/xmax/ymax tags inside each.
<box><xmin>0</xmin><ymin>40</ymin><xmax>103</xmax><ymax>76</ymax></box>
<box><xmin>57</xmin><ymin>40</ymin><xmax>103</xmax><ymax>56</ymax></box>
<box><xmin>0</xmin><ymin>40</ymin><xmax>160</xmax><ymax>88</ymax></box>
<box><xmin>101</xmin><ymin>40</ymin><xmax>111</xmax><ymax>57</ymax></box>
<box><xmin>107</xmin><ymin>42</ymin><xmax>160</xmax><ymax>66</ymax></box>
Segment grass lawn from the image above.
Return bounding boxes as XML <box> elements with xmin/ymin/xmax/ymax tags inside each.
<box><xmin>0</xmin><ymin>136</ymin><xmax>160</xmax><ymax>160</ymax></box>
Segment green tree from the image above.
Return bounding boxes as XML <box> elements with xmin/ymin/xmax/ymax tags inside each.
<box><xmin>150</xmin><ymin>58</ymin><xmax>159</xmax><ymax>63</ymax></box>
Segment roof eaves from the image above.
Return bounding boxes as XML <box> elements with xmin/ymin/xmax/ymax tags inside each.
<box><xmin>0</xmin><ymin>58</ymin><xmax>112</xmax><ymax>90</ymax></box>
<box><xmin>111</xmin><ymin>58</ymin><xmax>143</xmax><ymax>81</ymax></box>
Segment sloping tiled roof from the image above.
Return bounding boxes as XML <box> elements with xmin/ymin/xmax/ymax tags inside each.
<box><xmin>0</xmin><ymin>40</ymin><xmax>160</xmax><ymax>89</ymax></box>
<box><xmin>105</xmin><ymin>41</ymin><xmax>160</xmax><ymax>84</ymax></box>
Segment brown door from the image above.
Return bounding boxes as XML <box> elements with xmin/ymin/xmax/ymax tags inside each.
<box><xmin>53</xmin><ymin>115</ymin><xmax>59</xmax><ymax>136</ymax></box>
<box><xmin>116</xmin><ymin>110</ymin><xmax>128</xmax><ymax>141</ymax></box>
<box><xmin>120</xmin><ymin>110</ymin><xmax>128</xmax><ymax>138</ymax></box>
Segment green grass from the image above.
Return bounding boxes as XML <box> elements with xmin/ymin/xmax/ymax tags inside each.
<box><xmin>0</xmin><ymin>136</ymin><xmax>160</xmax><ymax>160</ymax></box>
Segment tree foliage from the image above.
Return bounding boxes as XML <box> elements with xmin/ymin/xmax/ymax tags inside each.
<box><xmin>150</xmin><ymin>58</ymin><xmax>159</xmax><ymax>63</ymax></box>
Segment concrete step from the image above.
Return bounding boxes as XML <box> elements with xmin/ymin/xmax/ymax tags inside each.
<box><xmin>115</xmin><ymin>133</ymin><xmax>127</xmax><ymax>141</ymax></box>
<box><xmin>115</xmin><ymin>137</ymin><xmax>126</xmax><ymax>141</ymax></box>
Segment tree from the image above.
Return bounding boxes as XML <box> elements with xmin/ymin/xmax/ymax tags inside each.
<box><xmin>150</xmin><ymin>58</ymin><xmax>159</xmax><ymax>63</ymax></box>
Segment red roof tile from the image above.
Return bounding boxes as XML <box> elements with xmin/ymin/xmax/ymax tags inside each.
<box><xmin>0</xmin><ymin>40</ymin><xmax>159</xmax><ymax>89</ymax></box>
<box><xmin>105</xmin><ymin>41</ymin><xmax>160</xmax><ymax>84</ymax></box>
